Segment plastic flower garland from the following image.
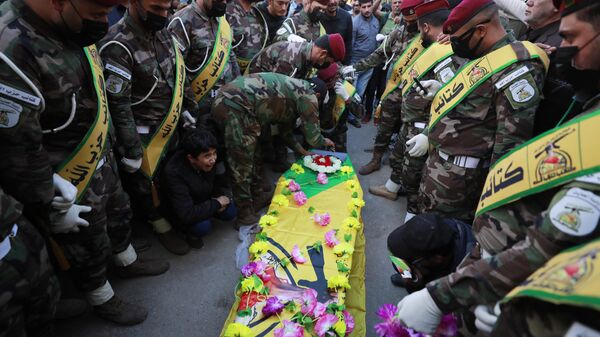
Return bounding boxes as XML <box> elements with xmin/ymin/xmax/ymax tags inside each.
<box><xmin>374</xmin><ymin>304</ymin><xmax>458</xmax><ymax>337</ymax></box>
<box><xmin>303</xmin><ymin>154</ymin><xmax>342</xmax><ymax>173</ymax></box>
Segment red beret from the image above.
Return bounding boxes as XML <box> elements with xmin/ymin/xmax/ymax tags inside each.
<box><xmin>443</xmin><ymin>0</ymin><xmax>495</xmax><ymax>34</ymax></box>
<box><xmin>90</xmin><ymin>0</ymin><xmax>126</xmax><ymax>6</ymax></box>
<box><xmin>317</xmin><ymin>33</ymin><xmax>345</xmax><ymax>62</ymax></box>
<box><xmin>415</xmin><ymin>0</ymin><xmax>450</xmax><ymax>18</ymax></box>
<box><xmin>317</xmin><ymin>63</ymin><xmax>339</xmax><ymax>81</ymax></box>
<box><xmin>400</xmin><ymin>0</ymin><xmax>424</xmax><ymax>16</ymax></box>
<box><xmin>553</xmin><ymin>0</ymin><xmax>596</xmax><ymax>16</ymax></box>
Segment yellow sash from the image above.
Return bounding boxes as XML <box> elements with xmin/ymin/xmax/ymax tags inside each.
<box><xmin>428</xmin><ymin>41</ymin><xmax>550</xmax><ymax>129</ymax></box>
<box><xmin>140</xmin><ymin>38</ymin><xmax>185</xmax><ymax>179</ymax></box>
<box><xmin>504</xmin><ymin>238</ymin><xmax>600</xmax><ymax>311</ymax></box>
<box><xmin>476</xmin><ymin>108</ymin><xmax>600</xmax><ymax>217</ymax></box>
<box><xmin>401</xmin><ymin>43</ymin><xmax>454</xmax><ymax>97</ymax></box>
<box><xmin>332</xmin><ymin>81</ymin><xmax>356</xmax><ymax>124</ymax></box>
<box><xmin>56</xmin><ymin>45</ymin><xmax>110</xmax><ymax>202</ymax></box>
<box><xmin>191</xmin><ymin>17</ymin><xmax>232</xmax><ymax>103</ymax></box>
<box><xmin>374</xmin><ymin>35</ymin><xmax>424</xmax><ymax>118</ymax></box>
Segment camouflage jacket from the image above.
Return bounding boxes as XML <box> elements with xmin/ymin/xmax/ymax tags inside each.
<box><xmin>169</xmin><ymin>1</ymin><xmax>240</xmax><ymax>107</ymax></box>
<box><xmin>214</xmin><ymin>73</ymin><xmax>324</xmax><ymax>151</ymax></box>
<box><xmin>0</xmin><ymin>187</ymin><xmax>22</xmax><ymax>238</ymax></box>
<box><xmin>226</xmin><ymin>0</ymin><xmax>268</xmax><ymax>66</ymax></box>
<box><xmin>353</xmin><ymin>25</ymin><xmax>412</xmax><ymax>72</ymax></box>
<box><xmin>428</xmin><ymin>36</ymin><xmax>547</xmax><ymax>165</ymax></box>
<box><xmin>274</xmin><ymin>10</ymin><xmax>323</xmax><ymax>43</ymax></box>
<box><xmin>99</xmin><ymin>13</ymin><xmax>197</xmax><ymax>160</ymax></box>
<box><xmin>246</xmin><ymin>41</ymin><xmax>314</xmax><ymax>79</ymax></box>
<box><xmin>0</xmin><ymin>0</ymin><xmax>108</xmax><ymax>210</ymax></box>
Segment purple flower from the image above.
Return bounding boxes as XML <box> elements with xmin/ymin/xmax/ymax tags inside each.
<box><xmin>293</xmin><ymin>191</ymin><xmax>307</xmax><ymax>206</ymax></box>
<box><xmin>376</xmin><ymin>303</ymin><xmax>399</xmax><ymax>321</ymax></box>
<box><xmin>434</xmin><ymin>314</ymin><xmax>458</xmax><ymax>337</ymax></box>
<box><xmin>374</xmin><ymin>322</ymin><xmax>409</xmax><ymax>337</ymax></box>
<box><xmin>312</xmin><ymin>301</ymin><xmax>327</xmax><ymax>318</ymax></box>
<box><xmin>288</xmin><ymin>180</ymin><xmax>301</xmax><ymax>192</ymax></box>
<box><xmin>291</xmin><ymin>245</ymin><xmax>306</xmax><ymax>264</ymax></box>
<box><xmin>314</xmin><ymin>313</ymin><xmax>338</xmax><ymax>337</ymax></box>
<box><xmin>316</xmin><ymin>172</ymin><xmax>328</xmax><ymax>185</ymax></box>
<box><xmin>274</xmin><ymin>320</ymin><xmax>304</xmax><ymax>337</ymax></box>
<box><xmin>314</xmin><ymin>212</ymin><xmax>331</xmax><ymax>226</ymax></box>
<box><xmin>343</xmin><ymin>310</ymin><xmax>355</xmax><ymax>334</ymax></box>
<box><xmin>301</xmin><ymin>288</ymin><xmax>318</xmax><ymax>315</ymax></box>
<box><xmin>262</xmin><ymin>296</ymin><xmax>285</xmax><ymax>317</ymax></box>
<box><xmin>325</xmin><ymin>230</ymin><xmax>339</xmax><ymax>248</ymax></box>
<box><xmin>240</xmin><ymin>262</ymin><xmax>256</xmax><ymax>278</ymax></box>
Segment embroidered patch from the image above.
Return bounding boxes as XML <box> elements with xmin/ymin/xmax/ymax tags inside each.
<box><xmin>105</xmin><ymin>63</ymin><xmax>131</xmax><ymax>80</ymax></box>
<box><xmin>549</xmin><ymin>187</ymin><xmax>600</xmax><ymax>237</ymax></box>
<box><xmin>495</xmin><ymin>65</ymin><xmax>529</xmax><ymax>89</ymax></box>
<box><xmin>0</xmin><ymin>97</ymin><xmax>22</xmax><ymax>128</ymax></box>
<box><xmin>106</xmin><ymin>75</ymin><xmax>125</xmax><ymax>94</ymax></box>
<box><xmin>276</xmin><ymin>27</ymin><xmax>288</xmax><ymax>36</ymax></box>
<box><xmin>438</xmin><ymin>67</ymin><xmax>455</xmax><ymax>84</ymax></box>
<box><xmin>0</xmin><ymin>83</ymin><xmax>41</xmax><ymax>107</ymax></box>
<box><xmin>509</xmin><ymin>79</ymin><xmax>535</xmax><ymax>103</ymax></box>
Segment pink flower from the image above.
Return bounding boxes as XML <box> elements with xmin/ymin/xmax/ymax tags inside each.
<box><xmin>343</xmin><ymin>310</ymin><xmax>355</xmax><ymax>334</ymax></box>
<box><xmin>312</xmin><ymin>301</ymin><xmax>327</xmax><ymax>318</ymax></box>
<box><xmin>434</xmin><ymin>314</ymin><xmax>458</xmax><ymax>337</ymax></box>
<box><xmin>376</xmin><ymin>303</ymin><xmax>398</xmax><ymax>321</ymax></box>
<box><xmin>314</xmin><ymin>313</ymin><xmax>338</xmax><ymax>337</ymax></box>
<box><xmin>262</xmin><ymin>296</ymin><xmax>285</xmax><ymax>317</ymax></box>
<box><xmin>291</xmin><ymin>245</ymin><xmax>306</xmax><ymax>264</ymax></box>
<box><xmin>240</xmin><ymin>262</ymin><xmax>256</xmax><ymax>277</ymax></box>
<box><xmin>293</xmin><ymin>191</ymin><xmax>307</xmax><ymax>206</ymax></box>
<box><xmin>254</xmin><ymin>260</ymin><xmax>271</xmax><ymax>282</ymax></box>
<box><xmin>374</xmin><ymin>322</ymin><xmax>409</xmax><ymax>337</ymax></box>
<box><xmin>288</xmin><ymin>180</ymin><xmax>301</xmax><ymax>192</ymax></box>
<box><xmin>316</xmin><ymin>172</ymin><xmax>328</xmax><ymax>184</ymax></box>
<box><xmin>300</xmin><ymin>288</ymin><xmax>318</xmax><ymax>315</ymax></box>
<box><xmin>274</xmin><ymin>320</ymin><xmax>304</xmax><ymax>337</ymax></box>
<box><xmin>314</xmin><ymin>212</ymin><xmax>331</xmax><ymax>226</ymax></box>
<box><xmin>325</xmin><ymin>230</ymin><xmax>340</xmax><ymax>248</ymax></box>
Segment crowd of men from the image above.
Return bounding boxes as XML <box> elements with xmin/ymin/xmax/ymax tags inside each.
<box><xmin>0</xmin><ymin>0</ymin><xmax>598</xmax><ymax>335</ymax></box>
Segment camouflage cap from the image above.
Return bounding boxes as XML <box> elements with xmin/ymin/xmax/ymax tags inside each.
<box><xmin>443</xmin><ymin>0</ymin><xmax>495</xmax><ymax>34</ymax></box>
<box><xmin>553</xmin><ymin>0</ymin><xmax>597</xmax><ymax>16</ymax></box>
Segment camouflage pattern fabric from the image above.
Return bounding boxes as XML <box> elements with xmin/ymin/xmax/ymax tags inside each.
<box><xmin>226</xmin><ymin>0</ymin><xmax>268</xmax><ymax>69</ymax></box>
<box><xmin>373</xmin><ymin>88</ymin><xmax>402</xmax><ymax>152</ymax></box>
<box><xmin>275</xmin><ymin>10</ymin><xmax>323</xmax><ymax>42</ymax></box>
<box><xmin>247</xmin><ymin>40</ymin><xmax>314</xmax><ymax>79</ymax></box>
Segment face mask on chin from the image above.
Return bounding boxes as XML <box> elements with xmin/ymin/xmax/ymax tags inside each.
<box><xmin>554</xmin><ymin>33</ymin><xmax>600</xmax><ymax>91</ymax></box>
<box><xmin>59</xmin><ymin>3</ymin><xmax>108</xmax><ymax>47</ymax></box>
<box><xmin>135</xmin><ymin>2</ymin><xmax>168</xmax><ymax>32</ymax></box>
<box><xmin>450</xmin><ymin>26</ymin><xmax>484</xmax><ymax>59</ymax></box>
<box><xmin>405</xmin><ymin>21</ymin><xmax>418</xmax><ymax>34</ymax></box>
<box><xmin>206</xmin><ymin>0</ymin><xmax>227</xmax><ymax>17</ymax></box>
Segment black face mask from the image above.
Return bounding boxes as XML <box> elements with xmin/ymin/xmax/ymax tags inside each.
<box><xmin>554</xmin><ymin>33</ymin><xmax>600</xmax><ymax>91</ymax></box>
<box><xmin>60</xmin><ymin>11</ymin><xmax>108</xmax><ymax>47</ymax></box>
<box><xmin>314</xmin><ymin>61</ymin><xmax>331</xmax><ymax>70</ymax></box>
<box><xmin>450</xmin><ymin>26</ymin><xmax>483</xmax><ymax>59</ymax></box>
<box><xmin>136</xmin><ymin>3</ymin><xmax>168</xmax><ymax>32</ymax></box>
<box><xmin>406</xmin><ymin>22</ymin><xmax>418</xmax><ymax>34</ymax></box>
<box><xmin>207</xmin><ymin>0</ymin><xmax>227</xmax><ymax>17</ymax></box>
<box><xmin>421</xmin><ymin>33</ymin><xmax>433</xmax><ymax>48</ymax></box>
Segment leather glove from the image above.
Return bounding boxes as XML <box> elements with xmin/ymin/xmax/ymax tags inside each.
<box><xmin>50</xmin><ymin>204</ymin><xmax>92</xmax><ymax>234</ymax></box>
<box><xmin>181</xmin><ymin>110</ymin><xmax>196</xmax><ymax>129</ymax></box>
<box><xmin>334</xmin><ymin>81</ymin><xmax>350</xmax><ymax>101</ymax></box>
<box><xmin>376</xmin><ymin>33</ymin><xmax>386</xmax><ymax>42</ymax></box>
<box><xmin>474</xmin><ymin>303</ymin><xmax>501</xmax><ymax>334</ymax></box>
<box><xmin>52</xmin><ymin>173</ymin><xmax>78</xmax><ymax>211</ymax></box>
<box><xmin>121</xmin><ymin>157</ymin><xmax>142</xmax><ymax>173</ymax></box>
<box><xmin>287</xmin><ymin>34</ymin><xmax>306</xmax><ymax>43</ymax></box>
<box><xmin>414</xmin><ymin>79</ymin><xmax>443</xmax><ymax>101</ymax></box>
<box><xmin>406</xmin><ymin>133</ymin><xmax>429</xmax><ymax>157</ymax></box>
<box><xmin>397</xmin><ymin>288</ymin><xmax>443</xmax><ymax>334</ymax></box>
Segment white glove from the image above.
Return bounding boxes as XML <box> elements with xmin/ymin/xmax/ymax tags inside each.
<box><xmin>121</xmin><ymin>157</ymin><xmax>142</xmax><ymax>173</ymax></box>
<box><xmin>334</xmin><ymin>81</ymin><xmax>350</xmax><ymax>101</ymax></box>
<box><xmin>50</xmin><ymin>204</ymin><xmax>92</xmax><ymax>234</ymax></box>
<box><xmin>287</xmin><ymin>34</ymin><xmax>306</xmax><ymax>43</ymax></box>
<box><xmin>414</xmin><ymin>79</ymin><xmax>443</xmax><ymax>101</ymax></box>
<box><xmin>474</xmin><ymin>303</ymin><xmax>501</xmax><ymax>334</ymax></box>
<box><xmin>342</xmin><ymin>65</ymin><xmax>355</xmax><ymax>76</ymax></box>
<box><xmin>181</xmin><ymin>110</ymin><xmax>196</xmax><ymax>129</ymax></box>
<box><xmin>376</xmin><ymin>33</ymin><xmax>386</xmax><ymax>42</ymax></box>
<box><xmin>397</xmin><ymin>288</ymin><xmax>443</xmax><ymax>334</ymax></box>
<box><xmin>323</xmin><ymin>91</ymin><xmax>330</xmax><ymax>104</ymax></box>
<box><xmin>52</xmin><ymin>173</ymin><xmax>78</xmax><ymax>211</ymax></box>
<box><xmin>406</xmin><ymin>133</ymin><xmax>429</xmax><ymax>157</ymax></box>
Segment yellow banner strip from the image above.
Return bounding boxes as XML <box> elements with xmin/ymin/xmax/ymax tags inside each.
<box><xmin>401</xmin><ymin>43</ymin><xmax>454</xmax><ymax>97</ymax></box>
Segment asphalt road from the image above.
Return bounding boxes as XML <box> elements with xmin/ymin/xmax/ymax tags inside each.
<box><xmin>56</xmin><ymin>122</ymin><xmax>408</xmax><ymax>337</ymax></box>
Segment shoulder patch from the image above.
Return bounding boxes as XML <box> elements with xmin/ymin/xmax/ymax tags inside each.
<box><xmin>105</xmin><ymin>63</ymin><xmax>131</xmax><ymax>80</ymax></box>
<box><xmin>0</xmin><ymin>82</ymin><xmax>41</xmax><ymax>107</ymax></box>
<box><xmin>437</xmin><ymin>67</ymin><xmax>455</xmax><ymax>84</ymax></box>
<box><xmin>576</xmin><ymin>173</ymin><xmax>600</xmax><ymax>185</ymax></box>
<box><xmin>549</xmin><ymin>187</ymin><xmax>600</xmax><ymax>237</ymax></box>
<box><xmin>495</xmin><ymin>65</ymin><xmax>530</xmax><ymax>90</ymax></box>
<box><xmin>106</xmin><ymin>75</ymin><xmax>125</xmax><ymax>94</ymax></box>
<box><xmin>277</xmin><ymin>27</ymin><xmax>288</xmax><ymax>36</ymax></box>
<box><xmin>0</xmin><ymin>97</ymin><xmax>22</xmax><ymax>129</ymax></box>
<box><xmin>503</xmin><ymin>73</ymin><xmax>539</xmax><ymax>109</ymax></box>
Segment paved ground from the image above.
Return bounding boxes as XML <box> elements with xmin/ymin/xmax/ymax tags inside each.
<box><xmin>56</xmin><ymin>123</ymin><xmax>408</xmax><ymax>336</ymax></box>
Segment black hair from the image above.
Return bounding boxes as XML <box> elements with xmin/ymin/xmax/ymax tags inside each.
<box><xmin>576</xmin><ymin>2</ymin><xmax>600</xmax><ymax>28</ymax></box>
<box><xmin>358</xmin><ymin>0</ymin><xmax>372</xmax><ymax>6</ymax></box>
<box><xmin>182</xmin><ymin>129</ymin><xmax>218</xmax><ymax>157</ymax></box>
<box><xmin>418</xmin><ymin>9</ymin><xmax>450</xmax><ymax>27</ymax></box>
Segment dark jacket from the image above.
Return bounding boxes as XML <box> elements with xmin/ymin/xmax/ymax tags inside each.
<box><xmin>161</xmin><ymin>150</ymin><xmax>228</xmax><ymax>226</ymax></box>
<box><xmin>446</xmin><ymin>218</ymin><xmax>476</xmax><ymax>271</ymax></box>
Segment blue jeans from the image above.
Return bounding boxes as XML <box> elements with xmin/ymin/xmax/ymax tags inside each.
<box><xmin>189</xmin><ymin>202</ymin><xmax>237</xmax><ymax>237</ymax></box>
<box><xmin>355</xmin><ymin>68</ymin><xmax>374</xmax><ymax>100</ymax></box>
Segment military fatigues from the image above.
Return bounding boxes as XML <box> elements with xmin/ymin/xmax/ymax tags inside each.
<box><xmin>0</xmin><ymin>187</ymin><xmax>59</xmax><ymax>337</ymax></box>
<box><xmin>169</xmin><ymin>1</ymin><xmax>241</xmax><ymax>116</ymax></box>
<box><xmin>0</xmin><ymin>0</ymin><xmax>133</xmax><ymax>294</ymax></box>
<box><xmin>247</xmin><ymin>40</ymin><xmax>314</xmax><ymax>79</ymax></box>
<box><xmin>275</xmin><ymin>10</ymin><xmax>323</xmax><ymax>42</ymax></box>
<box><xmin>99</xmin><ymin>13</ymin><xmax>197</xmax><ymax>223</ymax></box>
<box><xmin>394</xmin><ymin>54</ymin><xmax>464</xmax><ymax>214</ymax></box>
<box><xmin>226</xmin><ymin>0</ymin><xmax>268</xmax><ymax>72</ymax></box>
<box><xmin>419</xmin><ymin>36</ymin><xmax>547</xmax><ymax>222</ymax></box>
<box><xmin>212</xmin><ymin>73</ymin><xmax>325</xmax><ymax>205</ymax></box>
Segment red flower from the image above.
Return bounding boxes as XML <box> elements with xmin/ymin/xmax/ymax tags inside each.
<box><xmin>313</xmin><ymin>155</ymin><xmax>333</xmax><ymax>167</ymax></box>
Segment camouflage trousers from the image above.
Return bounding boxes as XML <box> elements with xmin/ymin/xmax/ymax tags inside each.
<box><xmin>0</xmin><ymin>217</ymin><xmax>60</xmax><ymax>337</ymax></box>
<box><xmin>53</xmin><ymin>152</ymin><xmax>132</xmax><ymax>292</ymax></box>
<box><xmin>373</xmin><ymin>89</ymin><xmax>403</xmax><ymax>152</ymax></box>
<box><xmin>399</xmin><ymin>123</ymin><xmax>428</xmax><ymax>214</ymax></box>
<box><xmin>418</xmin><ymin>150</ymin><xmax>488</xmax><ymax>222</ymax></box>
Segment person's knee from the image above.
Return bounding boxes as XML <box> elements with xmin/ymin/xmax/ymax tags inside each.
<box><xmin>190</xmin><ymin>219</ymin><xmax>213</xmax><ymax>237</ymax></box>
<box><xmin>218</xmin><ymin>202</ymin><xmax>238</xmax><ymax>221</ymax></box>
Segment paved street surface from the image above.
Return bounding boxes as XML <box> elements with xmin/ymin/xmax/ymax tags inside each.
<box><xmin>56</xmin><ymin>123</ymin><xmax>408</xmax><ymax>336</ymax></box>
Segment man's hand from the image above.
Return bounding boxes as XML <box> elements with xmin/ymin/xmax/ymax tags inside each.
<box><xmin>474</xmin><ymin>303</ymin><xmax>501</xmax><ymax>334</ymax></box>
<box><xmin>334</xmin><ymin>81</ymin><xmax>350</xmax><ymax>101</ymax></box>
<box><xmin>534</xmin><ymin>42</ymin><xmax>557</xmax><ymax>55</ymax></box>
<box><xmin>121</xmin><ymin>157</ymin><xmax>142</xmax><ymax>173</ymax></box>
<box><xmin>376</xmin><ymin>33</ymin><xmax>386</xmax><ymax>42</ymax></box>
<box><xmin>50</xmin><ymin>204</ymin><xmax>92</xmax><ymax>234</ymax></box>
<box><xmin>287</xmin><ymin>34</ymin><xmax>306</xmax><ymax>43</ymax></box>
<box><xmin>182</xmin><ymin>110</ymin><xmax>197</xmax><ymax>129</ymax></box>
<box><xmin>397</xmin><ymin>288</ymin><xmax>443</xmax><ymax>334</ymax></box>
<box><xmin>415</xmin><ymin>79</ymin><xmax>442</xmax><ymax>101</ymax></box>
<box><xmin>342</xmin><ymin>65</ymin><xmax>355</xmax><ymax>81</ymax></box>
<box><xmin>406</xmin><ymin>133</ymin><xmax>429</xmax><ymax>157</ymax></box>
<box><xmin>324</xmin><ymin>138</ymin><xmax>335</xmax><ymax>148</ymax></box>
<box><xmin>215</xmin><ymin>195</ymin><xmax>230</xmax><ymax>212</ymax></box>
<box><xmin>52</xmin><ymin>173</ymin><xmax>78</xmax><ymax>212</ymax></box>
<box><xmin>437</xmin><ymin>32</ymin><xmax>450</xmax><ymax>45</ymax></box>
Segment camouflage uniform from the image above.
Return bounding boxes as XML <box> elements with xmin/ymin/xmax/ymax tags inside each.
<box><xmin>99</xmin><ymin>13</ymin><xmax>197</xmax><ymax>223</ymax></box>
<box><xmin>169</xmin><ymin>1</ymin><xmax>241</xmax><ymax>116</ymax></box>
<box><xmin>0</xmin><ymin>0</ymin><xmax>133</xmax><ymax>293</ymax></box>
<box><xmin>226</xmin><ymin>0</ymin><xmax>268</xmax><ymax>72</ymax></box>
<box><xmin>275</xmin><ymin>10</ymin><xmax>324</xmax><ymax>42</ymax></box>
<box><xmin>212</xmin><ymin>73</ymin><xmax>325</xmax><ymax>205</ymax></box>
<box><xmin>247</xmin><ymin>40</ymin><xmax>315</xmax><ymax>79</ymax></box>
<box><xmin>395</xmin><ymin>54</ymin><xmax>464</xmax><ymax>214</ymax></box>
<box><xmin>0</xmin><ymin>187</ymin><xmax>60</xmax><ymax>337</ymax></box>
<box><xmin>419</xmin><ymin>36</ymin><xmax>547</xmax><ymax>222</ymax></box>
